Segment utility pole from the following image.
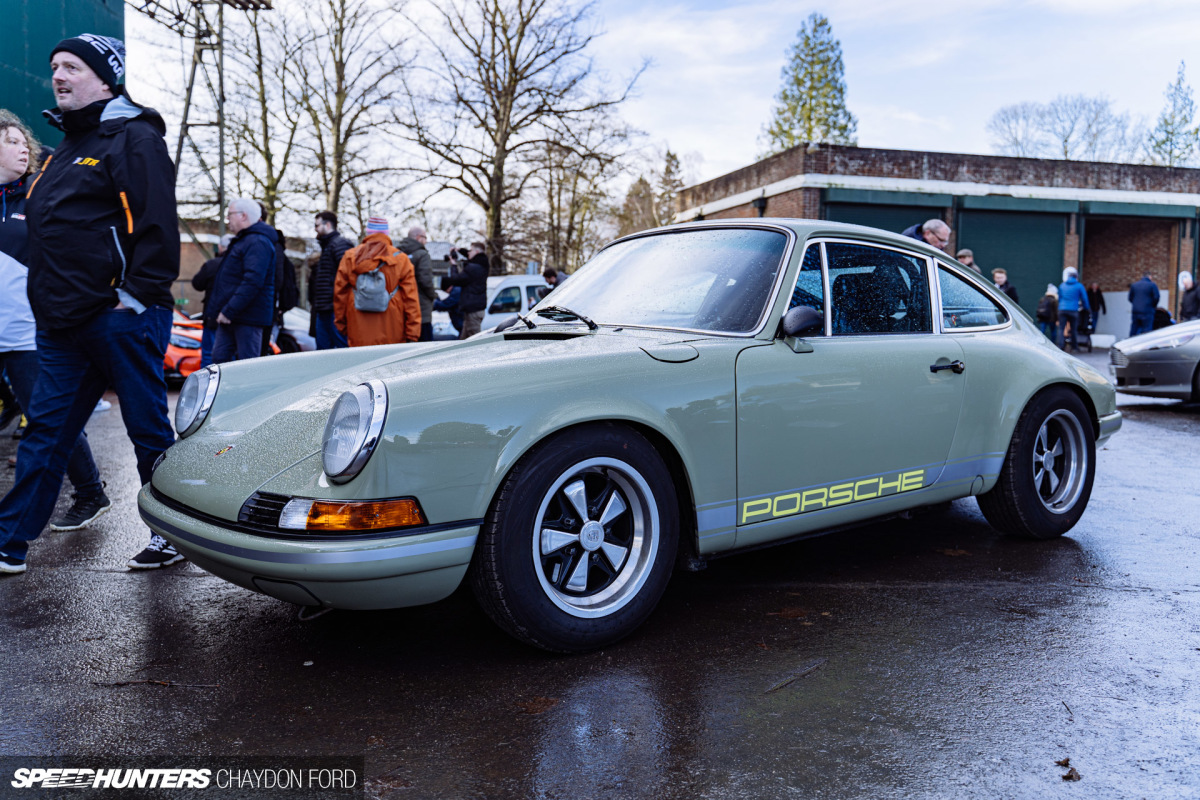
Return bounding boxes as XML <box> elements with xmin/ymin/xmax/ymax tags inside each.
<box><xmin>126</xmin><ymin>0</ymin><xmax>272</xmax><ymax>249</ymax></box>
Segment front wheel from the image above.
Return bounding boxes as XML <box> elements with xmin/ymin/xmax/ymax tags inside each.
<box><xmin>977</xmin><ymin>388</ymin><xmax>1096</xmax><ymax>539</ymax></box>
<box><xmin>470</xmin><ymin>423</ymin><xmax>679</xmax><ymax>652</ymax></box>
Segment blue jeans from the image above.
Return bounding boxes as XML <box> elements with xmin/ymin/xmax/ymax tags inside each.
<box><xmin>199</xmin><ymin>320</ymin><xmax>216</xmax><ymax>368</ymax></box>
<box><xmin>0</xmin><ymin>350</ymin><xmax>102</xmax><ymax>498</ymax></box>
<box><xmin>1038</xmin><ymin>321</ymin><xmax>1058</xmax><ymax>345</ymax></box>
<box><xmin>0</xmin><ymin>306</ymin><xmax>175</xmax><ymax>560</ymax></box>
<box><xmin>212</xmin><ymin>322</ymin><xmax>266</xmax><ymax>363</ymax></box>
<box><xmin>314</xmin><ymin>310</ymin><xmax>347</xmax><ymax>350</ymax></box>
<box><xmin>1059</xmin><ymin>310</ymin><xmax>1080</xmax><ymax>350</ymax></box>
<box><xmin>1130</xmin><ymin>313</ymin><xmax>1153</xmax><ymax>337</ymax></box>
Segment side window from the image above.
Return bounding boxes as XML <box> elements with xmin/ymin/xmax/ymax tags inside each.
<box><xmin>490</xmin><ymin>286</ymin><xmax>522</xmax><ymax>314</ymax></box>
<box><xmin>938</xmin><ymin>268</ymin><xmax>1008</xmax><ymax>329</ymax></box>
<box><xmin>826</xmin><ymin>242</ymin><xmax>932</xmax><ymax>335</ymax></box>
<box><xmin>788</xmin><ymin>243</ymin><xmax>825</xmax><ymax>316</ymax></box>
<box><xmin>526</xmin><ymin>285</ymin><xmax>543</xmax><ymax>308</ymax></box>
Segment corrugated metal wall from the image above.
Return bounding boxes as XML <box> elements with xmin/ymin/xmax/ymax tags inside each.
<box><xmin>0</xmin><ymin>0</ymin><xmax>124</xmax><ymax>145</ymax></box>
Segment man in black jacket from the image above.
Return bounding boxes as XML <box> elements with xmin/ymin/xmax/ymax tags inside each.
<box><xmin>442</xmin><ymin>242</ymin><xmax>489</xmax><ymax>338</ymax></box>
<box><xmin>0</xmin><ymin>35</ymin><xmax>183</xmax><ymax>575</ymax></box>
<box><xmin>191</xmin><ymin>233</ymin><xmax>231</xmax><ymax>367</ymax></box>
<box><xmin>397</xmin><ymin>225</ymin><xmax>437</xmax><ymax>342</ymax></box>
<box><xmin>310</xmin><ymin>211</ymin><xmax>352</xmax><ymax>349</ymax></box>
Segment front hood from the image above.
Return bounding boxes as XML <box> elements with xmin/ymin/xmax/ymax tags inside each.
<box><xmin>153</xmin><ymin>327</ymin><xmax>725</xmax><ymax>519</ymax></box>
<box><xmin>1114</xmin><ymin>319</ymin><xmax>1200</xmax><ymax>352</ymax></box>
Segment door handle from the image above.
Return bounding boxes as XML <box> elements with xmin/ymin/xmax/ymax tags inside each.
<box><xmin>930</xmin><ymin>360</ymin><xmax>965</xmax><ymax>374</ymax></box>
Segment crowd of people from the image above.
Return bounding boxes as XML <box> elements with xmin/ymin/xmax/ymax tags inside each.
<box><xmin>0</xmin><ymin>30</ymin><xmax>509</xmax><ymax>578</ymax></box>
<box><xmin>904</xmin><ymin>216</ymin><xmax>1198</xmax><ymax>349</ymax></box>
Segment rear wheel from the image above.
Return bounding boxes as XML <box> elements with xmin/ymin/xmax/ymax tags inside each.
<box><xmin>470</xmin><ymin>423</ymin><xmax>678</xmax><ymax>652</ymax></box>
<box><xmin>977</xmin><ymin>388</ymin><xmax>1095</xmax><ymax>539</ymax></box>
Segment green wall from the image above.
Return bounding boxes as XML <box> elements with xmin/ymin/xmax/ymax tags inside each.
<box><xmin>0</xmin><ymin>0</ymin><xmax>124</xmax><ymax>146</ymax></box>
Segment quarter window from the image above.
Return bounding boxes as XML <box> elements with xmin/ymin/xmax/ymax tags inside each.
<box><xmin>826</xmin><ymin>242</ymin><xmax>932</xmax><ymax>334</ymax></box>
<box><xmin>938</xmin><ymin>268</ymin><xmax>1008</xmax><ymax>329</ymax></box>
<box><xmin>788</xmin><ymin>243</ymin><xmax>825</xmax><ymax>316</ymax></box>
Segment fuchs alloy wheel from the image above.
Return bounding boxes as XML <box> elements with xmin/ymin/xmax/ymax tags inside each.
<box><xmin>978</xmin><ymin>388</ymin><xmax>1096</xmax><ymax>539</ymax></box>
<box><xmin>470</xmin><ymin>423</ymin><xmax>679</xmax><ymax>652</ymax></box>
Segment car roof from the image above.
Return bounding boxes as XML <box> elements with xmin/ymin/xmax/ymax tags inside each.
<box><xmin>618</xmin><ymin>218</ymin><xmax>951</xmax><ymax>261</ymax></box>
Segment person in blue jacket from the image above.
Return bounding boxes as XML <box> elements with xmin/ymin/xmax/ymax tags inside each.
<box><xmin>1127</xmin><ymin>272</ymin><xmax>1160</xmax><ymax>337</ymax></box>
<box><xmin>1057</xmin><ymin>267</ymin><xmax>1091</xmax><ymax>353</ymax></box>
<box><xmin>210</xmin><ymin>197</ymin><xmax>276</xmax><ymax>363</ymax></box>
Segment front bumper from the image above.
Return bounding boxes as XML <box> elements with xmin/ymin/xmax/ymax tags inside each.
<box><xmin>1096</xmin><ymin>411</ymin><xmax>1122</xmax><ymax>447</ymax></box>
<box><xmin>138</xmin><ymin>485</ymin><xmax>479</xmax><ymax>609</ymax></box>
<box><xmin>1109</xmin><ymin>349</ymin><xmax>1196</xmax><ymax>400</ymax></box>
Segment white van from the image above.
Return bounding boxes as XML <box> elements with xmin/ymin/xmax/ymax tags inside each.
<box><xmin>431</xmin><ymin>274</ymin><xmax>549</xmax><ymax>339</ymax></box>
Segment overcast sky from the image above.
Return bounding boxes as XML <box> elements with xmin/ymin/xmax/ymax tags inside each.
<box><xmin>587</xmin><ymin>0</ymin><xmax>1200</xmax><ymax>184</ymax></box>
<box><xmin>126</xmin><ymin>0</ymin><xmax>1200</xmax><ymax>199</ymax></box>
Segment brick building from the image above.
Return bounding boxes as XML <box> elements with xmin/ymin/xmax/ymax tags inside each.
<box><xmin>675</xmin><ymin>144</ymin><xmax>1200</xmax><ymax>338</ymax></box>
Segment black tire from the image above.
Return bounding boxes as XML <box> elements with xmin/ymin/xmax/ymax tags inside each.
<box><xmin>469</xmin><ymin>423</ymin><xmax>679</xmax><ymax>652</ymax></box>
<box><xmin>977</xmin><ymin>387</ymin><xmax>1096</xmax><ymax>539</ymax></box>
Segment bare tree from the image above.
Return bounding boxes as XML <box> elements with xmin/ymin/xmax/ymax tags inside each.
<box><xmin>402</xmin><ymin>0</ymin><xmax>642</xmax><ymax>271</ymax></box>
<box><xmin>988</xmin><ymin>95</ymin><xmax>1145</xmax><ymax>163</ymax></box>
<box><xmin>289</xmin><ymin>0</ymin><xmax>414</xmax><ymax>231</ymax></box>
<box><xmin>986</xmin><ymin>102</ymin><xmax>1047</xmax><ymax>158</ymax></box>
<box><xmin>223</xmin><ymin>9</ymin><xmax>309</xmax><ymax>224</ymax></box>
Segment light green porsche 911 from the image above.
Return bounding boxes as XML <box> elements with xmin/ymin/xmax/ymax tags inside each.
<box><xmin>139</xmin><ymin>220</ymin><xmax>1121</xmax><ymax>652</ymax></box>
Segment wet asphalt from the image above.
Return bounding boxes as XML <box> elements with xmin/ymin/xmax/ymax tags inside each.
<box><xmin>0</xmin><ymin>348</ymin><xmax>1197</xmax><ymax>799</ymax></box>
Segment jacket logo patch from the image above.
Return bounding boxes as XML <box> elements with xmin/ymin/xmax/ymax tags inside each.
<box><xmin>214</xmin><ymin>445</ymin><xmax>235</xmax><ymax>457</ymax></box>
<box><xmin>11</xmin><ymin>213</ymin><xmax>24</xmax><ymax>220</ymax></box>
<box><xmin>73</xmin><ymin>157</ymin><xmax>100</xmax><ymax>167</ymax></box>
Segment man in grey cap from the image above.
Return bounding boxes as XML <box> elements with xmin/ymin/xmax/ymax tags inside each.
<box><xmin>0</xmin><ymin>34</ymin><xmax>182</xmax><ymax>575</ymax></box>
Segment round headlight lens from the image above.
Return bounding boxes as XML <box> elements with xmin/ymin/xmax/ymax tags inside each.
<box><xmin>175</xmin><ymin>366</ymin><xmax>220</xmax><ymax>437</ymax></box>
<box><xmin>322</xmin><ymin>380</ymin><xmax>387</xmax><ymax>483</ymax></box>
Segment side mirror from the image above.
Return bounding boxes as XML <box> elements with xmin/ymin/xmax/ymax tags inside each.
<box><xmin>781</xmin><ymin>305</ymin><xmax>823</xmax><ymax>337</ymax></box>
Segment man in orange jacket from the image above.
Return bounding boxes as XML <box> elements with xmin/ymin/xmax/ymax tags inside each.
<box><xmin>333</xmin><ymin>216</ymin><xmax>421</xmax><ymax>346</ymax></box>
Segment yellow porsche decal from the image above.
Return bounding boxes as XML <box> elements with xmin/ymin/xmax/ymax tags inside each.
<box><xmin>741</xmin><ymin>469</ymin><xmax>926</xmax><ymax>525</ymax></box>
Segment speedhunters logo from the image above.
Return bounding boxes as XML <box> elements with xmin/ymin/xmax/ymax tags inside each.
<box><xmin>3</xmin><ymin>758</ymin><xmax>363</xmax><ymax>796</ymax></box>
<box><xmin>11</xmin><ymin>768</ymin><xmax>210</xmax><ymax>789</ymax></box>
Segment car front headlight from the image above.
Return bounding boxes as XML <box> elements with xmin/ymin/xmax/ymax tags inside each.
<box><xmin>175</xmin><ymin>365</ymin><xmax>220</xmax><ymax>437</ymax></box>
<box><xmin>1123</xmin><ymin>333</ymin><xmax>1194</xmax><ymax>353</ymax></box>
<box><xmin>322</xmin><ymin>380</ymin><xmax>388</xmax><ymax>483</ymax></box>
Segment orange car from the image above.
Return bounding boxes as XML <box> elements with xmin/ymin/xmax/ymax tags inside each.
<box><xmin>164</xmin><ymin>312</ymin><xmax>203</xmax><ymax>383</ymax></box>
<box><xmin>163</xmin><ymin>311</ymin><xmax>279</xmax><ymax>383</ymax></box>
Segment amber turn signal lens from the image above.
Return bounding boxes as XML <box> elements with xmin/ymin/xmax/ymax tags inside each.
<box><xmin>305</xmin><ymin>499</ymin><xmax>426</xmax><ymax>531</ymax></box>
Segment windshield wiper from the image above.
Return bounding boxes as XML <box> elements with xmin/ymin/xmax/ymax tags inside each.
<box><xmin>536</xmin><ymin>305</ymin><xmax>599</xmax><ymax>331</ymax></box>
<box><xmin>515</xmin><ymin>311</ymin><xmax>537</xmax><ymax>329</ymax></box>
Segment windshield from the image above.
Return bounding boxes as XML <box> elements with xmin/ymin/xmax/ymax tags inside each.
<box><xmin>533</xmin><ymin>227</ymin><xmax>790</xmax><ymax>333</ymax></box>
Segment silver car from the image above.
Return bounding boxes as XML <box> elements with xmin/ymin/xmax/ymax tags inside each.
<box><xmin>1109</xmin><ymin>319</ymin><xmax>1200</xmax><ymax>400</ymax></box>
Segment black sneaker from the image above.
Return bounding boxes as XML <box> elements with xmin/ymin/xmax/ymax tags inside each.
<box><xmin>50</xmin><ymin>487</ymin><xmax>112</xmax><ymax>531</ymax></box>
<box><xmin>127</xmin><ymin>535</ymin><xmax>185</xmax><ymax>570</ymax></box>
<box><xmin>0</xmin><ymin>554</ymin><xmax>27</xmax><ymax>575</ymax></box>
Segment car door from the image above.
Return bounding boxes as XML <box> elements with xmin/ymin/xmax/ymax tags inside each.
<box><xmin>734</xmin><ymin>239</ymin><xmax>967</xmax><ymax>549</ymax></box>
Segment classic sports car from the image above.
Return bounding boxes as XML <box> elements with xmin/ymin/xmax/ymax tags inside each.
<box><xmin>1109</xmin><ymin>318</ymin><xmax>1200</xmax><ymax>400</ymax></box>
<box><xmin>139</xmin><ymin>220</ymin><xmax>1122</xmax><ymax>652</ymax></box>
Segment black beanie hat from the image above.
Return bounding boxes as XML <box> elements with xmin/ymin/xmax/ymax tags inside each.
<box><xmin>50</xmin><ymin>34</ymin><xmax>126</xmax><ymax>94</ymax></box>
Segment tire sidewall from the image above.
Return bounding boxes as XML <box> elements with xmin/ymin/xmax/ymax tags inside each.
<box><xmin>1008</xmin><ymin>389</ymin><xmax>1096</xmax><ymax>537</ymax></box>
<box><xmin>476</xmin><ymin>424</ymin><xmax>678</xmax><ymax>652</ymax></box>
